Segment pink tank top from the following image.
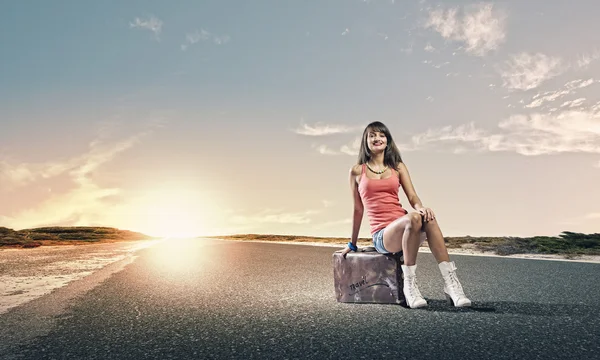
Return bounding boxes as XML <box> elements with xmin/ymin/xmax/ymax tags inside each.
<box><xmin>358</xmin><ymin>163</ymin><xmax>408</xmax><ymax>235</ymax></box>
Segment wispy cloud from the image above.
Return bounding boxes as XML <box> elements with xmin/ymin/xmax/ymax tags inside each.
<box><xmin>0</xmin><ymin>129</ymin><xmax>153</xmax><ymax>230</ymax></box>
<box><xmin>565</xmin><ymin>78</ymin><xmax>596</xmax><ymax>89</ymax></box>
<box><xmin>576</xmin><ymin>50</ymin><xmax>600</xmax><ymax>69</ymax></box>
<box><xmin>525</xmin><ymin>90</ymin><xmax>569</xmax><ymax>108</ymax></box>
<box><xmin>293</xmin><ymin>120</ymin><xmax>360</xmax><ymax>136</ymax></box>
<box><xmin>498</xmin><ymin>52</ymin><xmax>564</xmax><ymax>91</ymax></box>
<box><xmin>406</xmin><ymin>107</ymin><xmax>600</xmax><ymax>157</ymax></box>
<box><xmin>424</xmin><ymin>3</ymin><xmax>507</xmax><ymax>56</ymax></box>
<box><xmin>560</xmin><ymin>98</ymin><xmax>586</xmax><ymax>108</ymax></box>
<box><xmin>130</xmin><ymin>15</ymin><xmax>163</xmax><ymax>40</ymax></box>
<box><xmin>181</xmin><ymin>29</ymin><xmax>230</xmax><ymax>51</ymax></box>
<box><xmin>342</xmin><ymin>28</ymin><xmax>350</xmax><ymax>36</ymax></box>
<box><xmin>525</xmin><ymin>78</ymin><xmax>596</xmax><ymax>108</ymax></box>
<box><xmin>213</xmin><ymin>35</ymin><xmax>231</xmax><ymax>45</ymax></box>
<box><xmin>340</xmin><ymin>137</ymin><xmax>362</xmax><ymax>156</ymax></box>
<box><xmin>322</xmin><ymin>200</ymin><xmax>334</xmax><ymax>208</ymax></box>
<box><xmin>377</xmin><ymin>32</ymin><xmax>389</xmax><ymax>40</ymax></box>
<box><xmin>422</xmin><ymin>59</ymin><xmax>450</xmax><ymax>70</ymax></box>
<box><xmin>312</xmin><ymin>144</ymin><xmax>341</xmax><ymax>155</ymax></box>
<box><xmin>410</xmin><ymin>122</ymin><xmax>486</xmax><ymax>145</ymax></box>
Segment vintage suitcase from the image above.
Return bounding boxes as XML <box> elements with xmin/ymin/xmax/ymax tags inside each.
<box><xmin>332</xmin><ymin>246</ymin><xmax>405</xmax><ymax>304</ymax></box>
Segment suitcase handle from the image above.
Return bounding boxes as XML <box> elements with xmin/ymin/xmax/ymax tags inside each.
<box><xmin>359</xmin><ymin>246</ymin><xmax>403</xmax><ymax>257</ymax></box>
<box><xmin>358</xmin><ymin>246</ymin><xmax>377</xmax><ymax>252</ymax></box>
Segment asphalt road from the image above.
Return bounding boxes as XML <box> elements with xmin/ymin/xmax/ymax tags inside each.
<box><xmin>1</xmin><ymin>238</ymin><xmax>599</xmax><ymax>360</ymax></box>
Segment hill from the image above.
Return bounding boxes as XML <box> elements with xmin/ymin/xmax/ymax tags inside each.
<box><xmin>0</xmin><ymin>226</ymin><xmax>156</xmax><ymax>248</ymax></box>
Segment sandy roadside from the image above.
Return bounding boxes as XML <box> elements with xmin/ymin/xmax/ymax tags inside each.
<box><xmin>0</xmin><ymin>239</ymin><xmax>161</xmax><ymax>315</ymax></box>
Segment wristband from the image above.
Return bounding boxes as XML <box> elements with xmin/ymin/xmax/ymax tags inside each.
<box><xmin>347</xmin><ymin>242</ymin><xmax>357</xmax><ymax>252</ymax></box>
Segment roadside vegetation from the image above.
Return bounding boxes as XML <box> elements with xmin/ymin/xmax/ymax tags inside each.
<box><xmin>209</xmin><ymin>231</ymin><xmax>600</xmax><ymax>259</ymax></box>
<box><xmin>0</xmin><ymin>226</ymin><xmax>156</xmax><ymax>248</ymax></box>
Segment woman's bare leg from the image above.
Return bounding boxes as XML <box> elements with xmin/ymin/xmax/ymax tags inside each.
<box><xmin>422</xmin><ymin>218</ymin><xmax>450</xmax><ymax>263</ymax></box>
<box><xmin>382</xmin><ymin>212</ymin><xmax>423</xmax><ymax>265</ymax></box>
<box><xmin>424</xmin><ymin>217</ymin><xmax>472</xmax><ymax>307</ymax></box>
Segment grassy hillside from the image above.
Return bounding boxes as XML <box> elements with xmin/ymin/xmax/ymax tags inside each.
<box><xmin>0</xmin><ymin>226</ymin><xmax>156</xmax><ymax>248</ymax></box>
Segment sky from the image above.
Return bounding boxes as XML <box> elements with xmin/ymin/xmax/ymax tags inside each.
<box><xmin>1</xmin><ymin>0</ymin><xmax>599</xmax><ymax>239</ymax></box>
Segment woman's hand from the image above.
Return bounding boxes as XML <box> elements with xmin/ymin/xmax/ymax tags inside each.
<box><xmin>417</xmin><ymin>207</ymin><xmax>435</xmax><ymax>222</ymax></box>
<box><xmin>341</xmin><ymin>245</ymin><xmax>353</xmax><ymax>259</ymax></box>
<box><xmin>341</xmin><ymin>241</ymin><xmax>358</xmax><ymax>258</ymax></box>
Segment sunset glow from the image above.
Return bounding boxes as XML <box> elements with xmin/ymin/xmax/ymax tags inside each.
<box><xmin>1</xmin><ymin>1</ymin><xmax>599</xmax><ymax>238</ymax></box>
<box><xmin>123</xmin><ymin>187</ymin><xmax>212</xmax><ymax>238</ymax></box>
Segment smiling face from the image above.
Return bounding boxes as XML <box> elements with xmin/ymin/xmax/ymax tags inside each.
<box><xmin>358</xmin><ymin>121</ymin><xmax>403</xmax><ymax>168</ymax></box>
<box><xmin>366</xmin><ymin>128</ymin><xmax>388</xmax><ymax>154</ymax></box>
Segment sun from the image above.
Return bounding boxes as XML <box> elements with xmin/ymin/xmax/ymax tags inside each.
<box><xmin>145</xmin><ymin>204</ymin><xmax>202</xmax><ymax>238</ymax></box>
<box><xmin>124</xmin><ymin>186</ymin><xmax>213</xmax><ymax>239</ymax></box>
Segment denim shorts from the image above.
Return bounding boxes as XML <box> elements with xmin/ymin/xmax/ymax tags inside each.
<box><xmin>372</xmin><ymin>228</ymin><xmax>389</xmax><ymax>254</ymax></box>
<box><xmin>372</xmin><ymin>225</ymin><xmax>427</xmax><ymax>254</ymax></box>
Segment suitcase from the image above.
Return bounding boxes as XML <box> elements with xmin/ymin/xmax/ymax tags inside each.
<box><xmin>332</xmin><ymin>246</ymin><xmax>405</xmax><ymax>305</ymax></box>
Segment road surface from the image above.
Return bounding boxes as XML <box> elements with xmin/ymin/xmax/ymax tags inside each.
<box><xmin>1</xmin><ymin>238</ymin><xmax>599</xmax><ymax>359</ymax></box>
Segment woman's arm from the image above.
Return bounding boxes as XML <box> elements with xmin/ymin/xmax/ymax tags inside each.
<box><xmin>396</xmin><ymin>162</ymin><xmax>437</xmax><ymax>223</ymax></box>
<box><xmin>349</xmin><ymin>165</ymin><xmax>364</xmax><ymax>245</ymax></box>
<box><xmin>396</xmin><ymin>162</ymin><xmax>424</xmax><ymax>211</ymax></box>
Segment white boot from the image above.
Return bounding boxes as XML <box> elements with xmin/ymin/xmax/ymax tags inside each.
<box><xmin>401</xmin><ymin>264</ymin><xmax>427</xmax><ymax>308</ymax></box>
<box><xmin>438</xmin><ymin>261</ymin><xmax>472</xmax><ymax>307</ymax></box>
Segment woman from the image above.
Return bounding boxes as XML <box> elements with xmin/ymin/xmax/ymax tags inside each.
<box><xmin>341</xmin><ymin>121</ymin><xmax>471</xmax><ymax>309</ymax></box>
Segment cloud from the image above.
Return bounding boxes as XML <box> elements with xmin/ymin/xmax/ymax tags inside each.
<box><xmin>424</xmin><ymin>43</ymin><xmax>435</xmax><ymax>52</ymax></box>
<box><xmin>565</xmin><ymin>78</ymin><xmax>596</xmax><ymax>90</ymax></box>
<box><xmin>340</xmin><ymin>137</ymin><xmax>362</xmax><ymax>156</ymax></box>
<box><xmin>293</xmin><ymin>121</ymin><xmax>360</xmax><ymax>136</ymax></box>
<box><xmin>0</xmin><ymin>130</ymin><xmax>153</xmax><ymax>230</ymax></box>
<box><xmin>342</xmin><ymin>28</ymin><xmax>350</xmax><ymax>36</ymax></box>
<box><xmin>525</xmin><ymin>78</ymin><xmax>596</xmax><ymax>108</ymax></box>
<box><xmin>407</xmin><ymin>107</ymin><xmax>600</xmax><ymax>157</ymax></box>
<box><xmin>377</xmin><ymin>32</ymin><xmax>389</xmax><ymax>40</ymax></box>
<box><xmin>525</xmin><ymin>90</ymin><xmax>571</xmax><ymax>108</ymax></box>
<box><xmin>498</xmin><ymin>52</ymin><xmax>564</xmax><ymax>91</ymax></box>
<box><xmin>585</xmin><ymin>212</ymin><xmax>600</xmax><ymax>219</ymax></box>
<box><xmin>322</xmin><ymin>200</ymin><xmax>334</xmax><ymax>208</ymax></box>
<box><xmin>410</xmin><ymin>122</ymin><xmax>487</xmax><ymax>148</ymax></box>
<box><xmin>576</xmin><ymin>50</ymin><xmax>600</xmax><ymax>69</ymax></box>
<box><xmin>400</xmin><ymin>42</ymin><xmax>414</xmax><ymax>54</ymax></box>
<box><xmin>312</xmin><ymin>144</ymin><xmax>340</xmax><ymax>155</ymax></box>
<box><xmin>213</xmin><ymin>35</ymin><xmax>231</xmax><ymax>45</ymax></box>
<box><xmin>424</xmin><ymin>3</ymin><xmax>507</xmax><ymax>56</ymax></box>
<box><xmin>130</xmin><ymin>15</ymin><xmax>163</xmax><ymax>39</ymax></box>
<box><xmin>181</xmin><ymin>29</ymin><xmax>230</xmax><ymax>51</ymax></box>
<box><xmin>560</xmin><ymin>98</ymin><xmax>586</xmax><ymax>108</ymax></box>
